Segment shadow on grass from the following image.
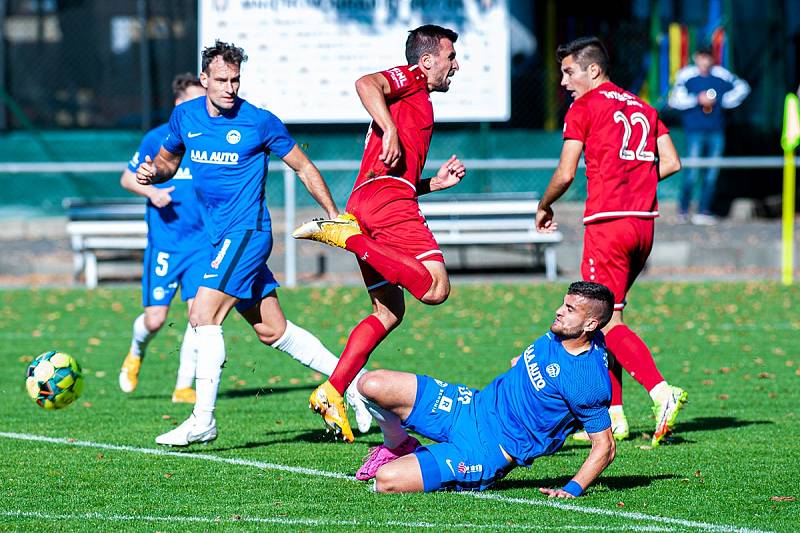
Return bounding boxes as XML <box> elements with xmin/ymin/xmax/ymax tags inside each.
<box><xmin>210</xmin><ymin>425</ymin><xmax>386</xmax><ymax>452</ymax></box>
<box><xmin>496</xmin><ymin>473</ymin><xmax>680</xmax><ymax>492</ymax></box>
<box><xmin>218</xmin><ymin>384</ymin><xmax>314</xmax><ymax>399</ymax></box>
<box><xmin>128</xmin><ymin>384</ymin><xmax>315</xmax><ymax>401</ymax></box>
<box><xmin>673</xmin><ymin>416</ymin><xmax>773</xmax><ymax>433</ymax></box>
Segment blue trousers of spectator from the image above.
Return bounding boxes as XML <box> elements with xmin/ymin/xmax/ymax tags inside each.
<box><xmin>679</xmin><ymin>130</ymin><xmax>726</xmax><ymax>215</ymax></box>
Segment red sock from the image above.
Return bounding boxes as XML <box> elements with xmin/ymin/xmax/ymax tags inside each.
<box><xmin>328</xmin><ymin>315</ymin><xmax>389</xmax><ymax>394</ymax></box>
<box><xmin>345</xmin><ymin>235</ymin><xmax>433</xmax><ymax>300</ymax></box>
<box><xmin>608</xmin><ymin>355</ymin><xmax>623</xmax><ymax>406</ymax></box>
<box><xmin>604</xmin><ymin>325</ymin><xmax>664</xmax><ymax>392</ymax></box>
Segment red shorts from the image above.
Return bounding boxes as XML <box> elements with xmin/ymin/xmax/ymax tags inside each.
<box><xmin>346</xmin><ymin>177</ymin><xmax>444</xmax><ymax>289</ymax></box>
<box><xmin>581</xmin><ymin>217</ymin><xmax>654</xmax><ymax>310</ymax></box>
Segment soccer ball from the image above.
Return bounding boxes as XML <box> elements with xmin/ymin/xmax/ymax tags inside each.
<box><xmin>25</xmin><ymin>351</ymin><xmax>84</xmax><ymax>409</ymax></box>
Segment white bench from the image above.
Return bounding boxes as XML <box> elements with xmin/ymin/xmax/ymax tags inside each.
<box><xmin>419</xmin><ymin>198</ymin><xmax>563</xmax><ymax>280</ymax></box>
<box><xmin>64</xmin><ymin>199</ymin><xmax>147</xmax><ymax>288</ymax></box>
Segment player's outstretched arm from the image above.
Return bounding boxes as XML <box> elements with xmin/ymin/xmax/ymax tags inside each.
<box><xmin>540</xmin><ymin>427</ymin><xmax>615</xmax><ymax>498</ymax></box>
<box><xmin>417</xmin><ymin>155</ymin><xmax>466</xmax><ymax>195</ymax></box>
<box><xmin>136</xmin><ymin>147</ymin><xmax>182</xmax><ymax>185</ymax></box>
<box><xmin>282</xmin><ymin>144</ymin><xmax>338</xmax><ymax>219</ymax></box>
<box><xmin>120</xmin><ymin>168</ymin><xmax>175</xmax><ymax>208</ymax></box>
<box><xmin>536</xmin><ymin>139</ymin><xmax>583</xmax><ymax>233</ymax></box>
<box><xmin>356</xmin><ymin>73</ymin><xmax>401</xmax><ymax>169</ymax></box>
<box><xmin>656</xmin><ymin>134</ymin><xmax>681</xmax><ymax>181</ymax></box>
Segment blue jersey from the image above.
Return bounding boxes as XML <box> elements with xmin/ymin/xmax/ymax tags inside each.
<box><xmin>476</xmin><ymin>332</ymin><xmax>611</xmax><ymax>466</ymax></box>
<box><xmin>128</xmin><ymin>124</ymin><xmax>206</xmax><ymax>253</ymax></box>
<box><xmin>162</xmin><ymin>97</ymin><xmax>296</xmax><ymax>244</ymax></box>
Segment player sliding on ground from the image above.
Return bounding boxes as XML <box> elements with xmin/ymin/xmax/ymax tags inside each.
<box><xmin>293</xmin><ymin>25</ymin><xmax>466</xmax><ymax>442</ymax></box>
<box><xmin>353</xmin><ymin>281</ymin><xmax>616</xmax><ymax>496</ymax></box>
<box><xmin>536</xmin><ymin>37</ymin><xmax>686</xmax><ymax>446</ymax></box>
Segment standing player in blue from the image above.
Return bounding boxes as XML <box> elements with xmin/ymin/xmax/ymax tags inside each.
<box><xmin>136</xmin><ymin>41</ymin><xmax>371</xmax><ymax>446</ymax></box>
<box><xmin>119</xmin><ymin>73</ymin><xmax>207</xmax><ymax>403</ymax></box>
<box><xmin>354</xmin><ymin>281</ymin><xmax>615</xmax><ymax>496</ymax></box>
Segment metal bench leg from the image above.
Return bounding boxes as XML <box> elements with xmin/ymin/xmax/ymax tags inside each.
<box><xmin>544</xmin><ymin>247</ymin><xmax>557</xmax><ymax>282</ymax></box>
<box><xmin>85</xmin><ymin>252</ymin><xmax>98</xmax><ymax>289</ymax></box>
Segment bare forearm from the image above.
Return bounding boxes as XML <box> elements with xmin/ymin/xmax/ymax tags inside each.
<box><xmin>150</xmin><ymin>150</ymin><xmax>181</xmax><ymax>183</ymax></box>
<box><xmin>572</xmin><ymin>441</ymin><xmax>615</xmax><ymax>490</ymax></box>
<box><xmin>121</xmin><ymin>169</ymin><xmax>158</xmax><ymax>200</ymax></box>
<box><xmin>539</xmin><ymin>174</ymin><xmax>573</xmax><ymax>210</ymax></box>
<box><xmin>297</xmin><ymin>165</ymin><xmax>338</xmax><ymax>217</ymax></box>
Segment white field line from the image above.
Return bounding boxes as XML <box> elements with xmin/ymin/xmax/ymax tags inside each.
<box><xmin>0</xmin><ymin>510</ymin><xmax>676</xmax><ymax>531</ymax></box>
<box><xmin>0</xmin><ymin>432</ymin><xmax>773</xmax><ymax>533</ymax></box>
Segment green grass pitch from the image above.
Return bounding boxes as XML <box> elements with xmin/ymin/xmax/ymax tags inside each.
<box><xmin>0</xmin><ymin>282</ymin><xmax>798</xmax><ymax>531</ymax></box>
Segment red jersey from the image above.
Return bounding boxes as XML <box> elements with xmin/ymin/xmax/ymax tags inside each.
<box><xmin>352</xmin><ymin>65</ymin><xmax>433</xmax><ymax>196</ymax></box>
<box><xmin>563</xmin><ymin>81</ymin><xmax>669</xmax><ymax>224</ymax></box>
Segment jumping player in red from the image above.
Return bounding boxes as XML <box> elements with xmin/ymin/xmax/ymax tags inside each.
<box><xmin>536</xmin><ymin>36</ymin><xmax>686</xmax><ymax>446</ymax></box>
<box><xmin>293</xmin><ymin>24</ymin><xmax>466</xmax><ymax>442</ymax></box>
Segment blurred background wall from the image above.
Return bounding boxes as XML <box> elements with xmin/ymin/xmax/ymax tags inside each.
<box><xmin>1</xmin><ymin>0</ymin><xmax>799</xmax><ymax>215</ymax></box>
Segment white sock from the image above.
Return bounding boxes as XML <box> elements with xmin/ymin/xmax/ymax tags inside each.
<box><xmin>130</xmin><ymin>313</ymin><xmax>156</xmax><ymax>358</ymax></box>
<box><xmin>271</xmin><ymin>321</ymin><xmax>366</xmax><ymax>407</ymax></box>
<box><xmin>270</xmin><ymin>320</ymin><xmax>338</xmax><ymax>375</ymax></box>
<box><xmin>648</xmin><ymin>381</ymin><xmax>669</xmax><ymax>402</ymax></box>
<box><xmin>192</xmin><ymin>325</ymin><xmax>225</xmax><ymax>426</ymax></box>
<box><xmin>609</xmin><ymin>405</ymin><xmax>625</xmax><ymax>417</ymax></box>
<box><xmin>364</xmin><ymin>399</ymin><xmax>409</xmax><ymax>449</ymax></box>
<box><xmin>175</xmin><ymin>322</ymin><xmax>197</xmax><ymax>390</ymax></box>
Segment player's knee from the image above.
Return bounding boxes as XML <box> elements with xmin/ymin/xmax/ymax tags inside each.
<box><xmin>357</xmin><ymin>370</ymin><xmax>389</xmax><ymax>401</ymax></box>
<box><xmin>143</xmin><ymin>312</ymin><xmax>167</xmax><ymax>332</ymax></box>
<box><xmin>374</xmin><ymin>463</ymin><xmax>403</xmax><ymax>493</ymax></box>
<box><xmin>253</xmin><ymin>321</ymin><xmax>283</xmax><ymax>345</ymax></box>
<box><xmin>188</xmin><ymin>308</ymin><xmax>213</xmax><ymax>327</ymax></box>
<box><xmin>374</xmin><ymin>307</ymin><xmax>403</xmax><ymax>331</ymax></box>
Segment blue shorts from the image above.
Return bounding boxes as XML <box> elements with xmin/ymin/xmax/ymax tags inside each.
<box><xmin>142</xmin><ymin>244</ymin><xmax>210</xmax><ymax>307</ymax></box>
<box><xmin>201</xmin><ymin>229</ymin><xmax>280</xmax><ymax>312</ymax></box>
<box><xmin>402</xmin><ymin>375</ymin><xmax>515</xmax><ymax>492</ymax></box>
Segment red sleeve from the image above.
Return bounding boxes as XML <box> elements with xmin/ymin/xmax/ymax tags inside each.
<box><xmin>379</xmin><ymin>65</ymin><xmax>426</xmax><ymax>100</ymax></box>
<box><xmin>563</xmin><ymin>100</ymin><xmax>590</xmax><ymax>143</ymax></box>
<box><xmin>656</xmin><ymin>117</ymin><xmax>670</xmax><ymax>137</ymax></box>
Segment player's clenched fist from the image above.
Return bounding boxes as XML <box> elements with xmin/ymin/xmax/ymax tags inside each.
<box><xmin>136</xmin><ymin>155</ymin><xmax>159</xmax><ymax>185</ymax></box>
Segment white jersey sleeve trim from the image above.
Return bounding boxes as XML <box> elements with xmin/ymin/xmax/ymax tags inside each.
<box><xmin>583</xmin><ymin>210</ymin><xmax>659</xmax><ymax>224</ymax></box>
<box><xmin>352</xmin><ymin>175</ymin><xmax>417</xmax><ymax>194</ymax></box>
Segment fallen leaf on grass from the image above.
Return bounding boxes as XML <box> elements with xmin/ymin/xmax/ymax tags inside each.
<box><xmin>702</xmin><ymin>379</ymin><xmax>714</xmax><ymax>386</ymax></box>
<box><xmin>718</xmin><ymin>394</ymin><xmax>730</xmax><ymax>400</ymax></box>
<box><xmin>81</xmin><ymin>402</ymin><xmax>92</xmax><ymax>408</ymax></box>
<box><xmin>770</xmin><ymin>496</ymin><xmax>796</xmax><ymax>502</ymax></box>
<box><xmin>88</xmin><ymin>337</ymin><xmax>101</xmax><ymax>346</ymax></box>
<box><xmin>616</xmin><ymin>502</ymin><xmax>625</xmax><ymax>507</ymax></box>
<box><xmin>162</xmin><ymin>415</ymin><xmax>171</xmax><ymax>420</ymax></box>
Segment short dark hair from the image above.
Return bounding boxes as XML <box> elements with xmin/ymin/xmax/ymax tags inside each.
<box><xmin>556</xmin><ymin>36</ymin><xmax>610</xmax><ymax>74</ymax></box>
<box><xmin>695</xmin><ymin>45</ymin><xmax>714</xmax><ymax>57</ymax></box>
<box><xmin>405</xmin><ymin>24</ymin><xmax>458</xmax><ymax>64</ymax></box>
<box><xmin>171</xmin><ymin>73</ymin><xmax>202</xmax><ymax>99</ymax></box>
<box><xmin>201</xmin><ymin>40</ymin><xmax>247</xmax><ymax>73</ymax></box>
<box><xmin>567</xmin><ymin>281</ymin><xmax>614</xmax><ymax>330</ymax></box>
